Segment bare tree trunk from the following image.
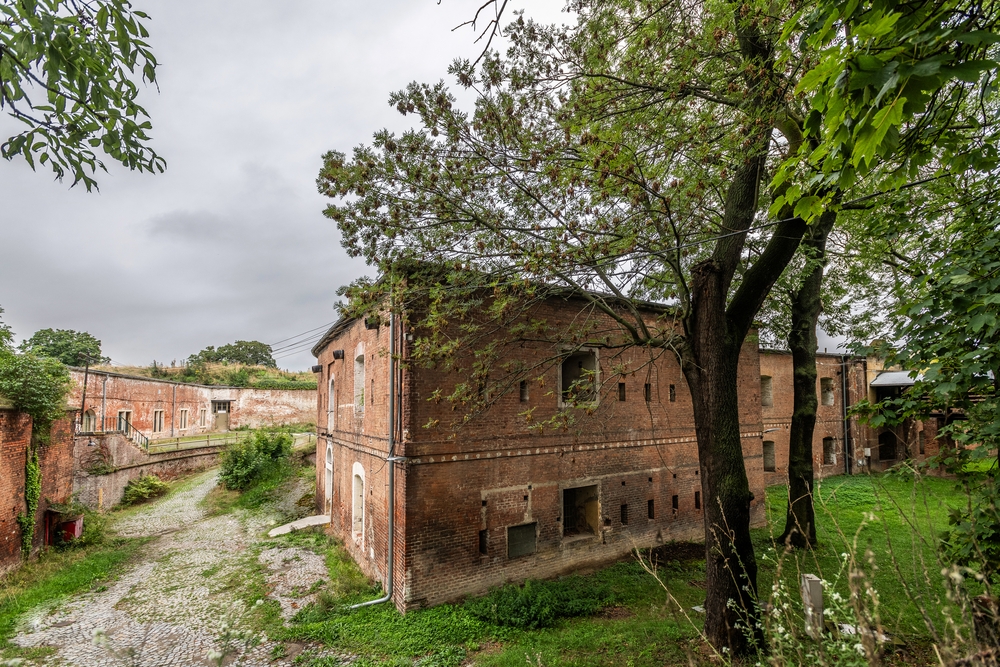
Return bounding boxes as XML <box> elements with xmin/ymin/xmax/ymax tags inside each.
<box><xmin>779</xmin><ymin>212</ymin><xmax>837</xmax><ymax>549</ymax></box>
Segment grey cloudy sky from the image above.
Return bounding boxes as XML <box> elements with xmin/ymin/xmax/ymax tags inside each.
<box><xmin>0</xmin><ymin>0</ymin><xmax>565</xmax><ymax>370</ymax></box>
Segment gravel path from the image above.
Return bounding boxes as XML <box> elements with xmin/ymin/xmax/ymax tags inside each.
<box><xmin>11</xmin><ymin>469</ymin><xmax>344</xmax><ymax>667</ymax></box>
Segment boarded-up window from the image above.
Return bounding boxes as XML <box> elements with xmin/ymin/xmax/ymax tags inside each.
<box><xmin>763</xmin><ymin>440</ymin><xmax>776</xmax><ymax>472</ymax></box>
<box><xmin>761</xmin><ymin>376</ymin><xmax>773</xmax><ymax>407</ymax></box>
<box><xmin>507</xmin><ymin>523</ymin><xmax>536</xmax><ymax>558</ymax></box>
<box><xmin>823</xmin><ymin>437</ymin><xmax>836</xmax><ymax>465</ymax></box>
<box><xmin>820</xmin><ymin>377</ymin><xmax>835</xmax><ymax>406</ymax></box>
<box><xmin>563</xmin><ymin>485</ymin><xmax>599</xmax><ymax>537</ymax></box>
<box><xmin>561</xmin><ymin>350</ymin><xmax>597</xmax><ymax>404</ymax></box>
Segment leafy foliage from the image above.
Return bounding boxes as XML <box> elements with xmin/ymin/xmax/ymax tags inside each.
<box><xmin>15</xmin><ymin>449</ymin><xmax>40</xmax><ymax>557</ymax></box>
<box><xmin>465</xmin><ymin>578</ymin><xmax>611</xmax><ymax>630</ymax></box>
<box><xmin>0</xmin><ymin>0</ymin><xmax>165</xmax><ymax>190</ymax></box>
<box><xmin>19</xmin><ymin>328</ymin><xmax>108</xmax><ymax>366</ymax></box>
<box><xmin>188</xmin><ymin>341</ymin><xmax>277</xmax><ymax>368</ymax></box>
<box><xmin>0</xmin><ymin>347</ymin><xmax>71</xmax><ymax>435</ymax></box>
<box><xmin>121</xmin><ymin>473</ymin><xmax>169</xmax><ymax>506</ymax></box>
<box><xmin>0</xmin><ymin>306</ymin><xmax>12</xmax><ymax>349</ymax></box>
<box><xmin>218</xmin><ymin>429</ymin><xmax>293</xmax><ymax>492</ymax></box>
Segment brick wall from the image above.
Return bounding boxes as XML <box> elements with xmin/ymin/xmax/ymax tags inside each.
<box><xmin>68</xmin><ymin>370</ymin><xmax>315</xmax><ymax>440</ymax></box>
<box><xmin>315</xmin><ymin>298</ymin><xmax>766</xmax><ymax>610</ymax></box>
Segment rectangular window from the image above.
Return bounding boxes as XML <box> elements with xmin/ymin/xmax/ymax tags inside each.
<box><xmin>669</xmin><ymin>384</ymin><xmax>676</xmax><ymax>402</ymax></box>
<box><xmin>519</xmin><ymin>380</ymin><xmax>529</xmax><ymax>402</ymax></box>
<box><xmin>694</xmin><ymin>491</ymin><xmax>701</xmax><ymax>510</ymax></box>
<box><xmin>152</xmin><ymin>410</ymin><xmax>164</xmax><ymax>433</ymax></box>
<box><xmin>507</xmin><ymin>523</ymin><xmax>537</xmax><ymax>558</ymax></box>
<box><xmin>763</xmin><ymin>440</ymin><xmax>776</xmax><ymax>472</ymax></box>
<box><xmin>918</xmin><ymin>430</ymin><xmax>925</xmax><ymax>455</ymax></box>
<box><xmin>618</xmin><ymin>382</ymin><xmax>626</xmax><ymax>401</ymax></box>
<box><xmin>644</xmin><ymin>383</ymin><xmax>652</xmax><ymax>402</ymax></box>
<box><xmin>561</xmin><ymin>350</ymin><xmax>598</xmax><ymax>405</ymax></box>
<box><xmin>199</xmin><ymin>408</ymin><xmax>207</xmax><ymax>427</ymax></box>
<box><xmin>647</xmin><ymin>498</ymin><xmax>655</xmax><ymax>520</ymax></box>
<box><xmin>562</xmin><ymin>485</ymin><xmax>599</xmax><ymax>537</ymax></box>
<box><xmin>761</xmin><ymin>376</ymin><xmax>773</xmax><ymax>407</ymax></box>
<box><xmin>671</xmin><ymin>495</ymin><xmax>679</xmax><ymax>514</ymax></box>
<box><xmin>823</xmin><ymin>437</ymin><xmax>836</xmax><ymax>465</ymax></box>
<box><xmin>620</xmin><ymin>503</ymin><xmax>629</xmax><ymax>525</ymax></box>
<box><xmin>820</xmin><ymin>377</ymin><xmax>835</xmax><ymax>406</ymax></box>
<box><xmin>179</xmin><ymin>409</ymin><xmax>188</xmax><ymax>430</ymax></box>
<box><xmin>479</xmin><ymin>529</ymin><xmax>488</xmax><ymax>555</ymax></box>
<box><xmin>371</xmin><ymin>378</ymin><xmax>375</xmax><ymax>406</ymax></box>
<box><xmin>878</xmin><ymin>432</ymin><xmax>896</xmax><ymax>461</ymax></box>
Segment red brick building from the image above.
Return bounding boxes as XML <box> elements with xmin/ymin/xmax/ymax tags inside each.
<box><xmin>312</xmin><ymin>297</ymin><xmax>767</xmax><ymax>610</ymax></box>
<box><xmin>68</xmin><ymin>370</ymin><xmax>316</xmax><ymax>442</ymax></box>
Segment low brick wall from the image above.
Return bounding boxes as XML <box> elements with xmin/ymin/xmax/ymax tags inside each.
<box><xmin>73</xmin><ymin>433</ymin><xmax>224</xmax><ymax>509</ymax></box>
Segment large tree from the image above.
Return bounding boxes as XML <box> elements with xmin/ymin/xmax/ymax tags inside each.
<box><xmin>19</xmin><ymin>327</ymin><xmax>108</xmax><ymax>366</ymax></box>
<box><xmin>321</xmin><ymin>0</ymin><xmax>998</xmax><ymax>654</ymax></box>
<box><xmin>0</xmin><ymin>0</ymin><xmax>164</xmax><ymax>189</ymax></box>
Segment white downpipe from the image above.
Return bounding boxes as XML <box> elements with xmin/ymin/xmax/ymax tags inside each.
<box><xmin>351</xmin><ymin>308</ymin><xmax>399</xmax><ymax>609</ymax></box>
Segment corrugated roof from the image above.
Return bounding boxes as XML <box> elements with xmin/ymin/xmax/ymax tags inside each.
<box><xmin>870</xmin><ymin>371</ymin><xmax>921</xmax><ymax>387</ymax></box>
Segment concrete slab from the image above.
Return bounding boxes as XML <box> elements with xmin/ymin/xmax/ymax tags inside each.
<box><xmin>267</xmin><ymin>514</ymin><xmax>330</xmax><ymax>537</ymax></box>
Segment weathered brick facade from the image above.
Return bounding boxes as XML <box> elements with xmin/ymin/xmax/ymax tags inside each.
<box><xmin>67</xmin><ymin>370</ymin><xmax>315</xmax><ymax>440</ymax></box>
<box><xmin>313</xmin><ymin>297</ymin><xmax>766</xmax><ymax>610</ymax></box>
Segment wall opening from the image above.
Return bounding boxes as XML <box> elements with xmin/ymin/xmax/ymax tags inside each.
<box><xmin>478</xmin><ymin>529</ymin><xmax>488</xmax><ymax>555</ymax></box>
<box><xmin>918</xmin><ymin>430</ymin><xmax>925</xmax><ymax>455</ymax></box>
<box><xmin>507</xmin><ymin>523</ymin><xmax>537</xmax><ymax>558</ymax></box>
<box><xmin>561</xmin><ymin>350</ymin><xmax>597</xmax><ymax>405</ymax></box>
<box><xmin>328</xmin><ymin>378</ymin><xmax>336</xmax><ymax>430</ymax></box>
<box><xmin>354</xmin><ymin>344</ymin><xmax>366</xmax><ymax>414</ymax></box>
<box><xmin>694</xmin><ymin>491</ymin><xmax>701</xmax><ymax>510</ymax></box>
<box><xmin>81</xmin><ymin>409</ymin><xmax>97</xmax><ymax>432</ymax></box>
<box><xmin>647</xmin><ymin>498</ymin><xmax>655</xmax><ymax>520</ymax></box>
<box><xmin>761</xmin><ymin>376</ymin><xmax>773</xmax><ymax>407</ymax></box>
<box><xmin>324</xmin><ymin>443</ymin><xmax>334</xmax><ymax>514</ymax></box>
<box><xmin>152</xmin><ymin>410</ymin><xmax>164</xmax><ymax>433</ymax></box>
<box><xmin>620</xmin><ymin>503</ymin><xmax>629</xmax><ymax>525</ymax></box>
<box><xmin>117</xmin><ymin>410</ymin><xmax>132</xmax><ymax>430</ymax></box>
<box><xmin>352</xmin><ymin>463</ymin><xmax>365</xmax><ymax>543</ymax></box>
<box><xmin>562</xmin><ymin>485</ymin><xmax>599</xmax><ymax>537</ymax></box>
<box><xmin>820</xmin><ymin>377</ymin><xmax>835</xmax><ymax>406</ymax></box>
<box><xmin>763</xmin><ymin>440</ymin><xmax>776</xmax><ymax>472</ymax></box>
<box><xmin>519</xmin><ymin>380</ymin><xmax>529</xmax><ymax>402</ymax></box>
<box><xmin>618</xmin><ymin>382</ymin><xmax>626</xmax><ymax>401</ymax></box>
<box><xmin>823</xmin><ymin>437</ymin><xmax>836</xmax><ymax>465</ymax></box>
<box><xmin>671</xmin><ymin>495</ymin><xmax>678</xmax><ymax>514</ymax></box>
<box><xmin>644</xmin><ymin>383</ymin><xmax>652</xmax><ymax>402</ymax></box>
<box><xmin>878</xmin><ymin>432</ymin><xmax>896</xmax><ymax>461</ymax></box>
<box><xmin>669</xmin><ymin>384</ymin><xmax>676</xmax><ymax>402</ymax></box>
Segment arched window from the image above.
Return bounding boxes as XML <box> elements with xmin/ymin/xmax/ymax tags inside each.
<box><xmin>81</xmin><ymin>409</ymin><xmax>97</xmax><ymax>432</ymax></box>
<box><xmin>324</xmin><ymin>442</ymin><xmax>334</xmax><ymax>514</ymax></box>
<box><xmin>354</xmin><ymin>343</ymin><xmax>365</xmax><ymax>414</ymax></box>
<box><xmin>352</xmin><ymin>462</ymin><xmax>365</xmax><ymax>543</ymax></box>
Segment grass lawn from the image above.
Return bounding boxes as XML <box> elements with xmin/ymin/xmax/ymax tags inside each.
<box><xmin>276</xmin><ymin>472</ymin><xmax>971</xmax><ymax>667</ymax></box>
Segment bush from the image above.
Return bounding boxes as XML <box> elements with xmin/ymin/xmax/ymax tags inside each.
<box><xmin>465</xmin><ymin>577</ymin><xmax>611</xmax><ymax>630</ymax></box>
<box><xmin>218</xmin><ymin>429</ymin><xmax>293</xmax><ymax>491</ymax></box>
<box><xmin>121</xmin><ymin>474</ymin><xmax>169</xmax><ymax>506</ymax></box>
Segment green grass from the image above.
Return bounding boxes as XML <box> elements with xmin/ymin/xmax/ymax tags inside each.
<box><xmin>0</xmin><ymin>537</ymin><xmax>145</xmax><ymax>657</ymax></box>
<box><xmin>757</xmin><ymin>472</ymin><xmax>968</xmax><ymax>641</ymax></box>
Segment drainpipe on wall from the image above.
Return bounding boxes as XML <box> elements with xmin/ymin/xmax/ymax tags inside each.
<box><xmin>841</xmin><ymin>356</ymin><xmax>852</xmax><ymax>475</ymax></box>
<box><xmin>171</xmin><ymin>384</ymin><xmax>176</xmax><ymax>437</ymax></box>
<box><xmin>351</xmin><ymin>306</ymin><xmax>402</xmax><ymax>610</ymax></box>
<box><xmin>101</xmin><ymin>375</ymin><xmax>107</xmax><ymax>429</ymax></box>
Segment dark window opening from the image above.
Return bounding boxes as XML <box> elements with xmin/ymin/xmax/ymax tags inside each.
<box><xmin>671</xmin><ymin>495</ymin><xmax>679</xmax><ymax>514</ymax></box>
<box><xmin>644</xmin><ymin>383</ymin><xmax>652</xmax><ymax>402</ymax></box>
<box><xmin>563</xmin><ymin>485</ymin><xmax>599</xmax><ymax>537</ymax></box>
<box><xmin>561</xmin><ymin>351</ymin><xmax>597</xmax><ymax>404</ymax></box>
<box><xmin>620</xmin><ymin>504</ymin><xmax>629</xmax><ymax>525</ymax></box>
<box><xmin>507</xmin><ymin>523</ymin><xmax>536</xmax><ymax>558</ymax></box>
<box><xmin>519</xmin><ymin>380</ymin><xmax>529</xmax><ymax>402</ymax></box>
<box><xmin>647</xmin><ymin>499</ymin><xmax>655</xmax><ymax>520</ymax></box>
<box><xmin>878</xmin><ymin>432</ymin><xmax>896</xmax><ymax>461</ymax></box>
<box><xmin>618</xmin><ymin>382</ymin><xmax>626</xmax><ymax>401</ymax></box>
<box><xmin>669</xmin><ymin>384</ymin><xmax>676</xmax><ymax>402</ymax></box>
<box><xmin>918</xmin><ymin>430</ymin><xmax>925</xmax><ymax>455</ymax></box>
<box><xmin>823</xmin><ymin>437</ymin><xmax>836</xmax><ymax>465</ymax></box>
<box><xmin>694</xmin><ymin>491</ymin><xmax>701</xmax><ymax>510</ymax></box>
<box><xmin>479</xmin><ymin>529</ymin><xmax>488</xmax><ymax>555</ymax></box>
<box><xmin>763</xmin><ymin>440</ymin><xmax>776</xmax><ymax>472</ymax></box>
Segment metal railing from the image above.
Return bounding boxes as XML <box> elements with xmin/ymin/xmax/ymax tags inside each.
<box><xmin>76</xmin><ymin>415</ymin><xmax>150</xmax><ymax>450</ymax></box>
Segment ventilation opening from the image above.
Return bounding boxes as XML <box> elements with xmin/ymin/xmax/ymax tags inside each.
<box><xmin>694</xmin><ymin>491</ymin><xmax>701</xmax><ymax>510</ymax></box>
<box><xmin>478</xmin><ymin>529</ymin><xmax>488</xmax><ymax>555</ymax></box>
<box><xmin>761</xmin><ymin>376</ymin><xmax>773</xmax><ymax>407</ymax></box>
<box><xmin>507</xmin><ymin>523</ymin><xmax>536</xmax><ymax>558</ymax></box>
<box><xmin>820</xmin><ymin>377</ymin><xmax>835</xmax><ymax>406</ymax></box>
<box><xmin>618</xmin><ymin>382</ymin><xmax>626</xmax><ymax>401</ymax></box>
<box><xmin>620</xmin><ymin>504</ymin><xmax>628</xmax><ymax>525</ymax></box>
<box><xmin>561</xmin><ymin>350</ymin><xmax>597</xmax><ymax>404</ymax></box>
<box><xmin>669</xmin><ymin>384</ymin><xmax>676</xmax><ymax>402</ymax></box>
<box><xmin>647</xmin><ymin>499</ymin><xmax>655</xmax><ymax>520</ymax></box>
<box><xmin>644</xmin><ymin>383</ymin><xmax>652</xmax><ymax>402</ymax></box>
<box><xmin>763</xmin><ymin>440</ymin><xmax>776</xmax><ymax>472</ymax></box>
<box><xmin>563</xmin><ymin>485</ymin><xmax>599</xmax><ymax>537</ymax></box>
<box><xmin>519</xmin><ymin>380</ymin><xmax>529</xmax><ymax>402</ymax></box>
<box><xmin>671</xmin><ymin>495</ymin><xmax>679</xmax><ymax>514</ymax></box>
<box><xmin>823</xmin><ymin>437</ymin><xmax>836</xmax><ymax>465</ymax></box>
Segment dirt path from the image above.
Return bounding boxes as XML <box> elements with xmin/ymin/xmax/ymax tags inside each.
<box><xmin>12</xmin><ymin>469</ymin><xmax>337</xmax><ymax>667</ymax></box>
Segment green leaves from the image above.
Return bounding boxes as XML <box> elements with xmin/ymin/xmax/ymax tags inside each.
<box><xmin>0</xmin><ymin>0</ymin><xmax>164</xmax><ymax>190</ymax></box>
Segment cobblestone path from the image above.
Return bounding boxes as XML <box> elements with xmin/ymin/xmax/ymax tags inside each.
<box><xmin>12</xmin><ymin>469</ymin><xmax>339</xmax><ymax>667</ymax></box>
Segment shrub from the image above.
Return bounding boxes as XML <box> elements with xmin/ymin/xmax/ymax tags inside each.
<box><xmin>218</xmin><ymin>429</ymin><xmax>293</xmax><ymax>491</ymax></box>
<box><xmin>121</xmin><ymin>474</ymin><xmax>169</xmax><ymax>506</ymax></box>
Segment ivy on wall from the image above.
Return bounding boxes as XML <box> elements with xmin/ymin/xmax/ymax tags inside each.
<box><xmin>16</xmin><ymin>449</ymin><xmax>40</xmax><ymax>557</ymax></box>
